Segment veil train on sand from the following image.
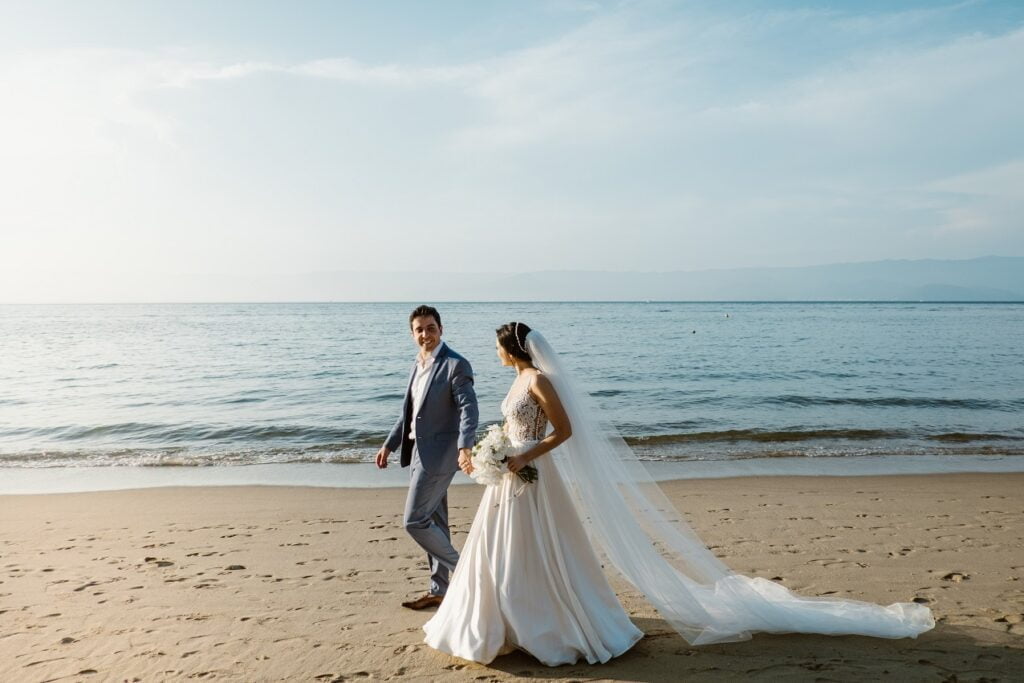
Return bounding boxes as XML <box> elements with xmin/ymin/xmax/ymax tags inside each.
<box><xmin>524</xmin><ymin>330</ymin><xmax>934</xmax><ymax>645</ymax></box>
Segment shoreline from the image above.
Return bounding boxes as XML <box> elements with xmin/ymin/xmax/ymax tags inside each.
<box><xmin>2</xmin><ymin>453</ymin><xmax>1024</xmax><ymax>495</ymax></box>
<box><xmin>2</xmin><ymin>472</ymin><xmax>1021</xmax><ymax>680</ymax></box>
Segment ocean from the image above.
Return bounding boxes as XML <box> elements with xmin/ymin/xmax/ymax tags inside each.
<box><xmin>1</xmin><ymin>302</ymin><xmax>1022</xmax><ymax>474</ymax></box>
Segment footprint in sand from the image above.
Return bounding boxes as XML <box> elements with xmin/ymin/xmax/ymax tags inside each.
<box><xmin>393</xmin><ymin>643</ymin><xmax>421</xmax><ymax>655</ymax></box>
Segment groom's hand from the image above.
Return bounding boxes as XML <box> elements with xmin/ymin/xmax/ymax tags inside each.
<box><xmin>375</xmin><ymin>447</ymin><xmax>390</xmax><ymax>469</ymax></box>
<box><xmin>458</xmin><ymin>448</ymin><xmax>473</xmax><ymax>475</ymax></box>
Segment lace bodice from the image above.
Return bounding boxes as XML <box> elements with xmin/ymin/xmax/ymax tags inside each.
<box><xmin>501</xmin><ymin>378</ymin><xmax>549</xmax><ymax>443</ymax></box>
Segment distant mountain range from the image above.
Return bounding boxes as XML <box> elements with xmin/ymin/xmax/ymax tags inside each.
<box><xmin>261</xmin><ymin>256</ymin><xmax>1024</xmax><ymax>302</ymax></box>
<box><xmin>5</xmin><ymin>256</ymin><xmax>1023</xmax><ymax>303</ymax></box>
<box><xmin>476</xmin><ymin>256</ymin><xmax>1024</xmax><ymax>302</ymax></box>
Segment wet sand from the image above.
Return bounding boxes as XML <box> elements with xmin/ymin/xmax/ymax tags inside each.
<box><xmin>2</xmin><ymin>473</ymin><xmax>1022</xmax><ymax>681</ymax></box>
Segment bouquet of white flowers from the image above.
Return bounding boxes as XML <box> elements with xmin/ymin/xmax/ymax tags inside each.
<box><xmin>470</xmin><ymin>424</ymin><xmax>538</xmax><ymax>487</ymax></box>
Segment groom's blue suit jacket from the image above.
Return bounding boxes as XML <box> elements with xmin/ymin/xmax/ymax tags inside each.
<box><xmin>385</xmin><ymin>343</ymin><xmax>478</xmax><ymax>473</ymax></box>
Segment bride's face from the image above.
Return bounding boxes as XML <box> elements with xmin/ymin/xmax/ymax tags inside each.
<box><xmin>495</xmin><ymin>338</ymin><xmax>513</xmax><ymax>366</ymax></box>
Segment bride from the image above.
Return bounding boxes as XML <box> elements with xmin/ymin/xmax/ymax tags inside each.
<box><xmin>423</xmin><ymin>322</ymin><xmax>933</xmax><ymax>665</ymax></box>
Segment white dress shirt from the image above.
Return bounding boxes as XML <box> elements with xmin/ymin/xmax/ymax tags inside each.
<box><xmin>409</xmin><ymin>342</ymin><xmax>444</xmax><ymax>440</ymax></box>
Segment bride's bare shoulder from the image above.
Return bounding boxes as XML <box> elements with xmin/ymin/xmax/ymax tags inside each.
<box><xmin>523</xmin><ymin>367</ymin><xmax>543</xmax><ymax>383</ymax></box>
<box><xmin>526</xmin><ymin>369</ymin><xmax>554</xmax><ymax>394</ymax></box>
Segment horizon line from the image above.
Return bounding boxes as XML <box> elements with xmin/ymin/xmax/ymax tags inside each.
<box><xmin>3</xmin><ymin>300</ymin><xmax>1023</xmax><ymax>306</ymax></box>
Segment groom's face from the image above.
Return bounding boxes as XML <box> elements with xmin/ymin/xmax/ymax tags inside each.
<box><xmin>411</xmin><ymin>315</ymin><xmax>442</xmax><ymax>354</ymax></box>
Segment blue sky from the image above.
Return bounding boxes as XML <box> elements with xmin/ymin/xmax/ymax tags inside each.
<box><xmin>1</xmin><ymin>1</ymin><xmax>1022</xmax><ymax>300</ymax></box>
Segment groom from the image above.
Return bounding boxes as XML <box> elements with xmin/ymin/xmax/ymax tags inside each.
<box><xmin>376</xmin><ymin>305</ymin><xmax>478</xmax><ymax>610</ymax></box>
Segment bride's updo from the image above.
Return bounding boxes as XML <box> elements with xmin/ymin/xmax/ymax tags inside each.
<box><xmin>496</xmin><ymin>322</ymin><xmax>532</xmax><ymax>361</ymax></box>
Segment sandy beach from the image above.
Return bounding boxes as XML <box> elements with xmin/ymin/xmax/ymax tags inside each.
<box><xmin>2</xmin><ymin>473</ymin><xmax>1022</xmax><ymax>682</ymax></box>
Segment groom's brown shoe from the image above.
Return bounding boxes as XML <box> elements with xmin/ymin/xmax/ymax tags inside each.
<box><xmin>401</xmin><ymin>593</ymin><xmax>444</xmax><ymax>610</ymax></box>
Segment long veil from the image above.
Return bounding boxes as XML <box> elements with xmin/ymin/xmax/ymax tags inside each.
<box><xmin>525</xmin><ymin>330</ymin><xmax>934</xmax><ymax>645</ymax></box>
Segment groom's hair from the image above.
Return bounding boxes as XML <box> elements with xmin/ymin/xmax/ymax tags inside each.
<box><xmin>409</xmin><ymin>305</ymin><xmax>442</xmax><ymax>330</ymax></box>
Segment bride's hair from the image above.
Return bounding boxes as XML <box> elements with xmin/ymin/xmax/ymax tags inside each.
<box><xmin>496</xmin><ymin>322</ymin><xmax>532</xmax><ymax>361</ymax></box>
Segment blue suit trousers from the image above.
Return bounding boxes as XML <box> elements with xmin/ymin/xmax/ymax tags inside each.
<box><xmin>403</xmin><ymin>447</ymin><xmax>460</xmax><ymax>596</ymax></box>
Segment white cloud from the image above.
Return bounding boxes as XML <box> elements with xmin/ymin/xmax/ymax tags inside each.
<box><xmin>918</xmin><ymin>159</ymin><xmax>1024</xmax><ymax>239</ymax></box>
<box><xmin>928</xmin><ymin>159</ymin><xmax>1024</xmax><ymax>199</ymax></box>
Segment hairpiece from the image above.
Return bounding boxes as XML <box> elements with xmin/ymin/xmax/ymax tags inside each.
<box><xmin>514</xmin><ymin>322</ymin><xmax>526</xmax><ymax>354</ymax></box>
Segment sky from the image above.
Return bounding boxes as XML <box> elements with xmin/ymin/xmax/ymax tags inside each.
<box><xmin>1</xmin><ymin>0</ymin><xmax>1022</xmax><ymax>301</ymax></box>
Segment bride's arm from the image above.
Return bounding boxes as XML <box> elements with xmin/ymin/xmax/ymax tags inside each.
<box><xmin>507</xmin><ymin>374</ymin><xmax>572</xmax><ymax>472</ymax></box>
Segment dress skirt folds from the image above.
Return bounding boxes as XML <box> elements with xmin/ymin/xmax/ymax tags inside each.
<box><xmin>422</xmin><ymin>444</ymin><xmax>643</xmax><ymax>666</ymax></box>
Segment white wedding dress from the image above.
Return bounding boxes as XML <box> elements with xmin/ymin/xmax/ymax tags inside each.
<box><xmin>422</xmin><ymin>380</ymin><xmax>644</xmax><ymax>665</ymax></box>
<box><xmin>424</xmin><ymin>330</ymin><xmax>933</xmax><ymax>666</ymax></box>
